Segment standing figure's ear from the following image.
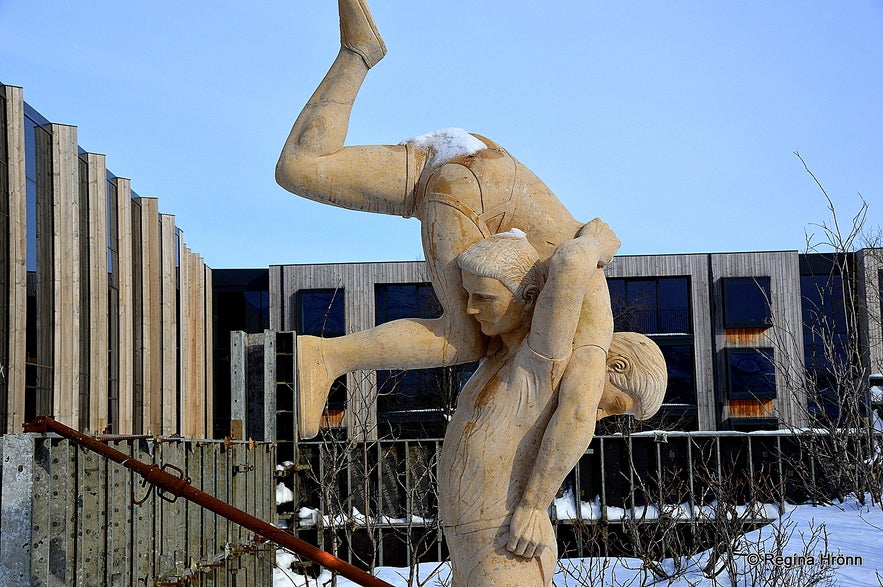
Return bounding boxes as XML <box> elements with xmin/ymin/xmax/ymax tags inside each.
<box><xmin>521</xmin><ymin>285</ymin><xmax>539</xmax><ymax>310</ymax></box>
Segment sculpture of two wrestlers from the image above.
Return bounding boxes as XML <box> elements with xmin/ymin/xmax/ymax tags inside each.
<box><xmin>275</xmin><ymin>2</ymin><xmax>667</xmax><ymax>585</ymax></box>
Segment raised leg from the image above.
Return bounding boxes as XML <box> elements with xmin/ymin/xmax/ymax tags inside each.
<box><xmin>276</xmin><ymin>0</ymin><xmax>415</xmax><ymax>216</ymax></box>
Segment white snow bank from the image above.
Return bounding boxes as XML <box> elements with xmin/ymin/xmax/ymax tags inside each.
<box><xmin>297</xmin><ymin>506</ymin><xmax>319</xmax><ymax>527</ymax></box>
<box><xmin>400</xmin><ymin>128</ymin><xmax>486</xmax><ymax>167</ymax></box>
<box><xmin>276</xmin><ymin>482</ymin><xmax>294</xmax><ymax>505</ymax></box>
<box><xmin>326</xmin><ymin>497</ymin><xmax>883</xmax><ymax>586</ymax></box>
<box><xmin>273</xmin><ymin>548</ymin><xmax>333</xmax><ymax>587</ymax></box>
<box><xmin>554</xmin><ymin>490</ymin><xmax>781</xmax><ymax>523</ymax></box>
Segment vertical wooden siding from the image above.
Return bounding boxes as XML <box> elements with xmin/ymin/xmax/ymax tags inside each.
<box><xmin>50</xmin><ymin>124</ymin><xmax>80</xmax><ymax>428</ymax></box>
<box><xmin>87</xmin><ymin>153</ymin><xmax>109</xmax><ymax>433</ymax></box>
<box><xmin>1</xmin><ymin>90</ymin><xmax>214</xmax><ymax>438</ymax></box>
<box><xmin>5</xmin><ymin>87</ymin><xmax>27</xmax><ymax>432</ymax></box>
<box><xmin>710</xmin><ymin>251</ymin><xmax>806</xmax><ymax>427</ymax></box>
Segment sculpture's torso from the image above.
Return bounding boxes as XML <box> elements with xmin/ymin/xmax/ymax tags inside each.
<box><xmin>438</xmin><ymin>338</ymin><xmax>559</xmax><ymax>533</ymax></box>
<box><xmin>415</xmin><ymin>135</ymin><xmax>584</xmax><ymax>263</ymax></box>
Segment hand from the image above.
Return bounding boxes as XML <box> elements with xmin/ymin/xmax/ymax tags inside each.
<box><xmin>577</xmin><ymin>218</ymin><xmax>621</xmax><ymax>267</ymax></box>
<box><xmin>505</xmin><ymin>506</ymin><xmax>552</xmax><ymax>559</ymax></box>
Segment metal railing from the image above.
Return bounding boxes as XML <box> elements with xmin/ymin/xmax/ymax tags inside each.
<box><xmin>280</xmin><ymin>429</ymin><xmax>881</xmax><ymax>563</ymax></box>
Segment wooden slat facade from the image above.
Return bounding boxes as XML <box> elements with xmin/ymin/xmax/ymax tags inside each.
<box><xmin>709</xmin><ymin>251</ymin><xmax>806</xmax><ymax>427</ymax></box>
<box><xmin>607</xmin><ymin>253</ymin><xmax>717</xmax><ymax>429</ymax></box>
<box><xmin>857</xmin><ymin>250</ymin><xmax>883</xmax><ymax>376</ymax></box>
<box><xmin>86</xmin><ymin>153</ymin><xmax>109</xmax><ymax>433</ymax></box>
<box><xmin>159</xmin><ymin>214</ymin><xmax>179</xmax><ymax>435</ymax></box>
<box><xmin>1</xmin><ymin>85</ymin><xmax>214</xmax><ymax>437</ymax></box>
<box><xmin>116</xmin><ymin>177</ymin><xmax>135</xmax><ymax>433</ymax></box>
<box><xmin>50</xmin><ymin>124</ymin><xmax>80</xmax><ymax>427</ymax></box>
<box><xmin>5</xmin><ymin>87</ymin><xmax>27</xmax><ymax>432</ymax></box>
<box><xmin>271</xmin><ymin>261</ymin><xmax>430</xmax><ymax>440</ymax></box>
<box><xmin>270</xmin><ymin>250</ymin><xmax>883</xmax><ymax>434</ymax></box>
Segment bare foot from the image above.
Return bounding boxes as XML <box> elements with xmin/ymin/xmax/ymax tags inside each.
<box><xmin>296</xmin><ymin>335</ymin><xmax>334</xmax><ymax>439</ymax></box>
<box><xmin>339</xmin><ymin>0</ymin><xmax>387</xmax><ymax>69</ymax></box>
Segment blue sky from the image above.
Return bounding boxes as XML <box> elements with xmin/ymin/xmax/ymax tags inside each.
<box><xmin>2</xmin><ymin>1</ymin><xmax>881</xmax><ymax>267</ymax></box>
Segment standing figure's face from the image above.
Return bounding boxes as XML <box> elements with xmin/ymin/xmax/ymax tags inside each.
<box><xmin>462</xmin><ymin>271</ymin><xmax>531</xmax><ymax>337</ymax></box>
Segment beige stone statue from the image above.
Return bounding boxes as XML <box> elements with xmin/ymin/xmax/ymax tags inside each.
<box><xmin>275</xmin><ymin>1</ymin><xmax>668</xmax><ymax>584</ymax></box>
<box><xmin>439</xmin><ymin>230</ymin><xmax>666</xmax><ymax>586</ymax></box>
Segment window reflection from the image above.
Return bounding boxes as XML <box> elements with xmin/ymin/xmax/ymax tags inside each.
<box><xmin>608</xmin><ymin>277</ymin><xmax>691</xmax><ymax>334</ymax></box>
<box><xmin>722</xmin><ymin>277</ymin><xmax>772</xmax><ymax>329</ymax></box>
<box><xmin>726</xmin><ymin>348</ymin><xmax>776</xmax><ymax>400</ymax></box>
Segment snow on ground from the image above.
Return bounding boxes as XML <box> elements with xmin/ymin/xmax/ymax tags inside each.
<box><xmin>273</xmin><ymin>497</ymin><xmax>883</xmax><ymax>587</ymax></box>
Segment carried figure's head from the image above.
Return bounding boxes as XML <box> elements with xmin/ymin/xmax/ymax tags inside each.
<box><xmin>600</xmin><ymin>332</ymin><xmax>668</xmax><ymax>421</ymax></box>
<box><xmin>457</xmin><ymin>229</ymin><xmax>544</xmax><ymax>337</ymax></box>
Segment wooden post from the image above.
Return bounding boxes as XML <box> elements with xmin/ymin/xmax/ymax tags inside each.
<box><xmin>86</xmin><ymin>153</ymin><xmax>109</xmax><ymax>433</ymax></box>
<box><xmin>50</xmin><ymin>123</ymin><xmax>80</xmax><ymax>428</ymax></box>
<box><xmin>4</xmin><ymin>86</ymin><xmax>27</xmax><ymax>433</ymax></box>
<box><xmin>115</xmin><ymin>178</ymin><xmax>134</xmax><ymax>433</ymax></box>
<box><xmin>160</xmin><ymin>215</ymin><xmax>178</xmax><ymax>434</ymax></box>
<box><xmin>263</xmin><ymin>330</ymin><xmax>277</xmax><ymax>442</ymax></box>
<box><xmin>138</xmin><ymin>198</ymin><xmax>163</xmax><ymax>434</ymax></box>
<box><xmin>230</xmin><ymin>330</ymin><xmax>246</xmax><ymax>440</ymax></box>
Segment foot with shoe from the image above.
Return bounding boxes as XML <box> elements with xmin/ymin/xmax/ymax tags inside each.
<box><xmin>338</xmin><ymin>0</ymin><xmax>386</xmax><ymax>69</ymax></box>
<box><xmin>296</xmin><ymin>335</ymin><xmax>338</xmax><ymax>439</ymax></box>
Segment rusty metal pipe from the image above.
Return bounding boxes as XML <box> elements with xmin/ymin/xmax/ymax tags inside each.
<box><xmin>23</xmin><ymin>416</ymin><xmax>394</xmax><ymax>587</ymax></box>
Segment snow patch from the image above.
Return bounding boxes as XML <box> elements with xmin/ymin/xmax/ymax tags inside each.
<box><xmin>276</xmin><ymin>482</ymin><xmax>293</xmax><ymax>505</ymax></box>
<box><xmin>325</xmin><ymin>497</ymin><xmax>883</xmax><ymax>586</ymax></box>
<box><xmin>400</xmin><ymin>128</ymin><xmax>486</xmax><ymax>167</ymax></box>
<box><xmin>273</xmin><ymin>549</ymin><xmax>333</xmax><ymax>587</ymax></box>
<box><xmin>495</xmin><ymin>227</ymin><xmax>527</xmax><ymax>240</ymax></box>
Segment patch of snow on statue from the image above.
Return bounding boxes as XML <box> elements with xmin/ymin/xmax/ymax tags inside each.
<box><xmin>400</xmin><ymin>128</ymin><xmax>486</xmax><ymax>167</ymax></box>
<box><xmin>495</xmin><ymin>228</ymin><xmax>528</xmax><ymax>240</ymax></box>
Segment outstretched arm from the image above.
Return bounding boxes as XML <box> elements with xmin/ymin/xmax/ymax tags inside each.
<box><xmin>507</xmin><ymin>219</ymin><xmax>619</xmax><ymax>559</ymax></box>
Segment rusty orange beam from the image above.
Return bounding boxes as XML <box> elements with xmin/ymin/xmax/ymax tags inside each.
<box><xmin>23</xmin><ymin>416</ymin><xmax>394</xmax><ymax>587</ymax></box>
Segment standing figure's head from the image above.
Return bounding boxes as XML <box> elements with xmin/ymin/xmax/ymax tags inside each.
<box><xmin>600</xmin><ymin>332</ymin><xmax>668</xmax><ymax>421</ymax></box>
<box><xmin>457</xmin><ymin>229</ymin><xmax>545</xmax><ymax>337</ymax></box>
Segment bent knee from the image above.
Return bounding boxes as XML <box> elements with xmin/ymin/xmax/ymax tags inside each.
<box><xmin>275</xmin><ymin>152</ymin><xmax>317</xmax><ymax>195</ymax></box>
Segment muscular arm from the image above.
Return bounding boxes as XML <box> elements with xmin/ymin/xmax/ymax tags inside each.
<box><xmin>527</xmin><ymin>218</ymin><xmax>617</xmax><ymax>359</ymax></box>
<box><xmin>508</xmin><ymin>220</ymin><xmax>619</xmax><ymax>559</ymax></box>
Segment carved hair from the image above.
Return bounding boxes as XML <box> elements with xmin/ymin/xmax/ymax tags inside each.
<box><xmin>456</xmin><ymin>229</ymin><xmax>545</xmax><ymax>301</ymax></box>
<box><xmin>607</xmin><ymin>332</ymin><xmax>668</xmax><ymax>420</ymax></box>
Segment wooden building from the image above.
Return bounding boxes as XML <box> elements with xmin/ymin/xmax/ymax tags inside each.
<box><xmin>241</xmin><ymin>248</ymin><xmax>882</xmax><ymax>439</ymax></box>
<box><xmin>1</xmin><ymin>83</ymin><xmax>213</xmax><ymax>436</ymax></box>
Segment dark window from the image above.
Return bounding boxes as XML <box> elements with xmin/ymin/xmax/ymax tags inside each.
<box><xmin>211</xmin><ymin>269</ymin><xmax>271</xmax><ymax>437</ymax></box>
<box><xmin>78</xmin><ymin>156</ymin><xmax>91</xmax><ymax>431</ymax></box>
<box><xmin>375</xmin><ymin>283</ymin><xmax>442</xmax><ymax>324</ymax></box>
<box><xmin>608</xmin><ymin>277</ymin><xmax>691</xmax><ymax>334</ymax></box>
<box><xmin>130</xmin><ymin>198</ymin><xmax>142</xmax><ymax>433</ymax></box>
<box><xmin>374</xmin><ymin>283</ymin><xmax>471</xmax><ymax>436</ymax></box>
<box><xmin>655</xmin><ymin>339</ymin><xmax>696</xmax><ymax>405</ymax></box>
<box><xmin>106</xmin><ymin>177</ymin><xmax>119</xmax><ymax>432</ymax></box>
<box><xmin>725</xmin><ymin>418</ymin><xmax>778</xmax><ymax>432</ymax></box>
<box><xmin>722</xmin><ymin>277</ymin><xmax>772</xmax><ymax>328</ymax></box>
<box><xmin>296</xmin><ymin>289</ymin><xmax>345</xmax><ymax>337</ymax></box>
<box><xmin>726</xmin><ymin>348</ymin><xmax>776</xmax><ymax>400</ymax></box>
<box><xmin>800</xmin><ymin>272</ymin><xmax>849</xmax><ymax>395</ymax></box>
